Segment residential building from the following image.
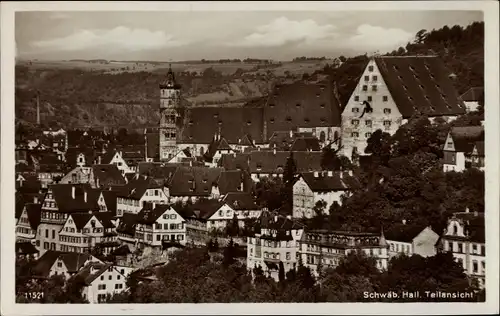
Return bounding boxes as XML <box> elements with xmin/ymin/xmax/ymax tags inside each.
<box><xmin>77</xmin><ymin>262</ymin><xmax>129</xmax><ymax>303</ymax></box>
<box><xmin>36</xmin><ymin>184</ymin><xmax>98</xmax><ymax>255</ymax></box>
<box><xmin>115</xmin><ymin>175</ymin><xmax>169</xmax><ymax>217</ymax></box>
<box><xmin>96</xmin><ymin>150</ymin><xmax>133</xmax><ymax>175</ymax></box>
<box><xmin>292</xmin><ymin>170</ymin><xmax>360</xmax><ymax>218</ymax></box>
<box><xmin>31</xmin><ymin>250</ymin><xmax>103</xmax><ymax>280</ymax></box>
<box><xmin>443</xmin><ymin>126</ymin><xmax>484</xmax><ymax>172</ymax></box>
<box><xmin>385</xmin><ymin>223</ymin><xmax>440</xmax><ymax>258</ymax></box>
<box><xmin>300</xmin><ymin>229</ymin><xmax>389</xmax><ymax>277</ymax></box>
<box><xmin>16</xmin><ymin>241</ymin><xmax>39</xmax><ymax>260</ymax></box>
<box><xmin>341</xmin><ymin>56</ymin><xmax>466</xmax><ymax>160</ymax></box>
<box><xmin>438</xmin><ymin>210</ymin><xmax>485</xmax><ymax>288</ymax></box>
<box><xmin>134</xmin><ymin>203</ymin><xmax>187</xmax><ymax>248</ymax></box>
<box><xmin>247</xmin><ymin>213</ymin><xmax>304</xmax><ymax>281</ymax></box>
<box><xmin>460</xmin><ymin>87</ymin><xmax>484</xmax><ymax>113</ymax></box>
<box><xmin>58</xmin><ymin>212</ymin><xmax>118</xmax><ymax>255</ymax></box>
<box><xmin>16</xmin><ymin>203</ymin><xmax>41</xmax><ymax>243</ymax></box>
<box><xmin>59</xmin><ymin>164</ymin><xmax>126</xmax><ymax>189</ymax></box>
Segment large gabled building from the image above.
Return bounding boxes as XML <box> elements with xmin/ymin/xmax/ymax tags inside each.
<box><xmin>341</xmin><ymin>56</ymin><xmax>466</xmax><ymax>160</ymax></box>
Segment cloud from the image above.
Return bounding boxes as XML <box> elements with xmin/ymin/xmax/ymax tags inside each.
<box><xmin>50</xmin><ymin>12</ymin><xmax>71</xmax><ymax>20</ymax></box>
<box><xmin>31</xmin><ymin>26</ymin><xmax>186</xmax><ymax>52</ymax></box>
<box><xmin>347</xmin><ymin>24</ymin><xmax>413</xmax><ymax>52</ymax></box>
<box><xmin>228</xmin><ymin>17</ymin><xmax>337</xmax><ymax>47</ymax></box>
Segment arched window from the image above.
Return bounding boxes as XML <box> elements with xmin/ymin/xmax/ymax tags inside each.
<box><xmin>453</xmin><ymin>224</ymin><xmax>458</xmax><ymax>235</ymax></box>
<box><xmin>319</xmin><ymin>131</ymin><xmax>326</xmax><ymax>143</ymax></box>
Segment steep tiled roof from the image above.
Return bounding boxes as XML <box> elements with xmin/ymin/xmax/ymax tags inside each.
<box><xmin>223</xmin><ymin>192</ymin><xmax>258</xmax><ymax>210</ymax></box>
<box><xmin>101</xmin><ymin>190</ymin><xmax>118</xmax><ymax>216</ymax></box>
<box><xmin>204</xmin><ymin>137</ymin><xmax>233</xmax><ymax>161</ymax></box>
<box><xmin>374</xmin><ymin>56</ymin><xmax>466</xmax><ymax>118</ymax></box>
<box><xmin>65</xmin><ymin>147</ymin><xmax>96</xmax><ymax>168</ymax></box>
<box><xmin>116</xmin><ymin>175</ymin><xmax>163</xmax><ymax>200</ymax></box>
<box><xmin>385</xmin><ymin>224</ymin><xmax>429</xmax><ymax>243</ymax></box>
<box><xmin>179</xmin><ymin>107</ymin><xmax>265</xmax><ymax>144</ymax></box>
<box><xmin>263</xmin><ymin>81</ymin><xmax>341</xmax><ymax>140</ymax></box>
<box><xmin>300</xmin><ymin>171</ymin><xmax>346</xmax><ymax>191</ymax></box>
<box><xmin>16</xmin><ymin>175</ymin><xmax>42</xmax><ymax>196</ymax></box>
<box><xmin>187</xmin><ymin>199</ymin><xmax>225</xmax><ymax>220</ymax></box>
<box><xmin>116</xmin><ymin>213</ymin><xmax>138</xmax><ymax>236</ymax></box>
<box><xmin>16</xmin><ymin>241</ymin><xmax>38</xmax><ymax>255</ymax></box>
<box><xmin>49</xmin><ymin>184</ymin><xmax>98</xmax><ymax>213</ymax></box>
<box><xmin>25</xmin><ymin>203</ymin><xmax>42</xmax><ymax>230</ymax></box>
<box><xmin>92</xmin><ymin>164</ymin><xmax>127</xmax><ymax>188</ymax></box>
<box><xmin>460</xmin><ymin>87</ymin><xmax>484</xmax><ymax>102</ymax></box>
<box><xmin>111</xmin><ymin>244</ymin><xmax>131</xmax><ymax>256</ymax></box>
<box><xmin>94</xmin><ymin>212</ymin><xmax>115</xmax><ymax>229</ymax></box>
<box><xmin>70</xmin><ymin>213</ymin><xmax>94</xmax><ymax>230</ymax></box>
<box><xmin>449</xmin><ymin>126</ymin><xmax>484</xmax><ymax>153</ymax></box>
<box><xmin>217</xmin><ymin>170</ymin><xmax>245</xmax><ymax>195</ymax></box>
<box><xmin>452</xmin><ymin>212</ymin><xmax>485</xmax><ymax>243</ymax></box>
<box><xmin>167</xmin><ymin>166</ymin><xmax>223</xmax><ymax>197</ymax></box>
<box><xmin>137</xmin><ymin>204</ymin><xmax>172</xmax><ymax>225</ymax></box>
<box><xmin>290</xmin><ymin>137</ymin><xmax>321</xmax><ymax>152</ymax></box>
<box><xmin>76</xmin><ymin>262</ymin><xmax>110</xmax><ymax>285</ymax></box>
<box><xmin>33</xmin><ymin>251</ymin><xmax>93</xmax><ymax>277</ymax></box>
<box><xmin>252</xmin><ymin>151</ymin><xmax>323</xmax><ymax>174</ymax></box>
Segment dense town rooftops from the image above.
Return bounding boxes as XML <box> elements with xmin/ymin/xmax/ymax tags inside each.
<box><xmin>374</xmin><ymin>56</ymin><xmax>466</xmax><ymax>118</ymax></box>
<box><xmin>92</xmin><ymin>164</ymin><xmax>127</xmax><ymax>187</ymax></box>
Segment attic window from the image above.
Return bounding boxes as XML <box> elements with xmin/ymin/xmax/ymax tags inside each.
<box><xmin>320</xmin><ymin>104</ymin><xmax>325</xmax><ymax>108</ymax></box>
<box><xmin>424</xmin><ymin>95</ymin><xmax>430</xmax><ymax>101</ymax></box>
<box><xmin>424</xmin><ymin>63</ymin><xmax>430</xmax><ymax>71</ymax></box>
<box><xmin>247</xmin><ymin>121</ymin><xmax>252</xmax><ymax>125</ymax></box>
<box><xmin>398</xmin><ymin>75</ymin><xmax>403</xmax><ymax>80</ymax></box>
<box><xmin>270</xmin><ymin>118</ymin><xmax>275</xmax><ymax>123</ymax></box>
<box><xmin>419</xmin><ymin>84</ymin><xmax>425</xmax><ymax>89</ymax></box>
<box><xmin>304</xmin><ymin>118</ymin><xmax>310</xmax><ymax>123</ymax></box>
<box><xmin>393</xmin><ymin>65</ymin><xmax>399</xmax><ymax>71</ymax></box>
<box><xmin>403</xmin><ymin>85</ymin><xmax>408</xmax><ymax>90</ymax></box>
<box><xmin>286</xmin><ymin>116</ymin><xmax>292</xmax><ymax>122</ymax></box>
<box><xmin>296</xmin><ymin>103</ymin><xmax>300</xmax><ymax>107</ymax></box>
<box><xmin>203</xmin><ymin>179</ymin><xmax>207</xmax><ymax>183</ymax></box>
<box><xmin>269</xmin><ymin>103</ymin><xmax>275</xmax><ymax>107</ymax></box>
<box><xmin>218</xmin><ymin>121</ymin><xmax>222</xmax><ymax>125</ymax></box>
<box><xmin>316</xmin><ymin>94</ymin><xmax>320</xmax><ymax>98</ymax></box>
<box><xmin>409</xmin><ymin>65</ymin><xmax>415</xmax><ymax>72</ymax></box>
<box><xmin>441</xmin><ymin>94</ymin><xmax>447</xmax><ymax>99</ymax></box>
<box><xmin>189</xmin><ymin>121</ymin><xmax>193</xmax><ymax>125</ymax></box>
<box><xmin>214</xmin><ymin>114</ymin><xmax>219</xmax><ymax>118</ymax></box>
<box><xmin>408</xmin><ymin>96</ymin><xmax>413</xmax><ymax>101</ymax></box>
<box><xmin>320</xmin><ymin>117</ymin><xmax>326</xmax><ymax>123</ymax></box>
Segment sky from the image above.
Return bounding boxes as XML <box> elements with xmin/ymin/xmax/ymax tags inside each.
<box><xmin>15</xmin><ymin>10</ymin><xmax>483</xmax><ymax>61</ymax></box>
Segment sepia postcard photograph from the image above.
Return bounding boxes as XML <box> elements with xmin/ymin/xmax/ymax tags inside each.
<box><xmin>1</xmin><ymin>1</ymin><xmax>499</xmax><ymax>315</ymax></box>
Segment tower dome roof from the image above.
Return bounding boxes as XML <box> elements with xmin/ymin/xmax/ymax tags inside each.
<box><xmin>160</xmin><ymin>64</ymin><xmax>181</xmax><ymax>89</ymax></box>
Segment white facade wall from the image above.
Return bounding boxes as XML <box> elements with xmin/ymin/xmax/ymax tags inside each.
<box><xmin>341</xmin><ymin>59</ymin><xmax>403</xmax><ymax>159</ymax></box>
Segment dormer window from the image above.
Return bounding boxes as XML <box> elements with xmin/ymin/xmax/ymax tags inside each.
<box><xmin>368</xmin><ymin>66</ymin><xmax>374</xmax><ymax>72</ymax></box>
<box><xmin>296</xmin><ymin>103</ymin><xmax>300</xmax><ymax>107</ymax></box>
<box><xmin>269</xmin><ymin>103</ymin><xmax>275</xmax><ymax>108</ymax></box>
<box><xmin>320</xmin><ymin>104</ymin><xmax>325</xmax><ymax>108</ymax></box>
<box><xmin>286</xmin><ymin>116</ymin><xmax>292</xmax><ymax>122</ymax></box>
<box><xmin>270</xmin><ymin>118</ymin><xmax>275</xmax><ymax>123</ymax></box>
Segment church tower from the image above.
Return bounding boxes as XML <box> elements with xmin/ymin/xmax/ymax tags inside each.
<box><xmin>159</xmin><ymin>65</ymin><xmax>181</xmax><ymax>161</ymax></box>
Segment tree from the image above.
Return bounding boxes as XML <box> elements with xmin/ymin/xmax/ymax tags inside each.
<box><xmin>278</xmin><ymin>261</ymin><xmax>285</xmax><ymax>285</ymax></box>
<box><xmin>223</xmin><ymin>238</ymin><xmax>236</xmax><ymax>266</ymax></box>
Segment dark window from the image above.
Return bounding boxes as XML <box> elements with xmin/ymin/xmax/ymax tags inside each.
<box><xmin>354</xmin><ymin>96</ymin><xmax>359</xmax><ymax>101</ymax></box>
<box><xmin>372</xmin><ymin>85</ymin><xmax>377</xmax><ymax>91</ymax></box>
<box><xmin>383</xmin><ymin>96</ymin><xmax>388</xmax><ymax>102</ymax></box>
<box><xmin>373</xmin><ymin>75</ymin><xmax>378</xmax><ymax>81</ymax></box>
<box><xmin>362</xmin><ymin>85</ymin><xmax>368</xmax><ymax>91</ymax></box>
<box><xmin>364</xmin><ymin>75</ymin><xmax>369</xmax><ymax>81</ymax></box>
<box><xmin>367</xmin><ymin>96</ymin><xmax>372</xmax><ymax>102</ymax></box>
<box><xmin>368</xmin><ymin>66</ymin><xmax>374</xmax><ymax>72</ymax></box>
<box><xmin>156</xmin><ymin>235</ymin><xmax>161</xmax><ymax>241</ymax></box>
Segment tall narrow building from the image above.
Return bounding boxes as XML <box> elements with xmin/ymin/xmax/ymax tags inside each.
<box><xmin>159</xmin><ymin>65</ymin><xmax>181</xmax><ymax>161</ymax></box>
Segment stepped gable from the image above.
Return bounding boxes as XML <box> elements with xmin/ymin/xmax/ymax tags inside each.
<box><xmin>374</xmin><ymin>56</ymin><xmax>466</xmax><ymax>118</ymax></box>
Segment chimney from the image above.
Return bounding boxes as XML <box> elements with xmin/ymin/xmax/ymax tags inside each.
<box><xmin>273</xmin><ymin>148</ymin><xmax>276</xmax><ymax>155</ymax></box>
<box><xmin>152</xmin><ymin>202</ymin><xmax>156</xmax><ymax>209</ymax></box>
<box><xmin>465</xmin><ymin>207</ymin><xmax>470</xmax><ymax>213</ymax></box>
<box><xmin>84</xmin><ymin>191</ymin><xmax>87</xmax><ymax>203</ymax></box>
<box><xmin>289</xmin><ymin>130</ymin><xmax>293</xmax><ymax>138</ymax></box>
<box><xmin>402</xmin><ymin>219</ymin><xmax>407</xmax><ymax>225</ymax></box>
<box><xmin>189</xmin><ymin>160</ymin><xmax>193</xmax><ymax>167</ymax></box>
<box><xmin>98</xmin><ymin>155</ymin><xmax>102</xmax><ymax>164</ymax></box>
<box><xmin>33</xmin><ymin>196</ymin><xmax>39</xmax><ymax>204</ymax></box>
<box><xmin>314</xmin><ymin>171</ymin><xmax>319</xmax><ymax>178</ymax></box>
<box><xmin>72</xmin><ymin>186</ymin><xmax>76</xmax><ymax>199</ymax></box>
<box><xmin>274</xmin><ymin>215</ymin><xmax>278</xmax><ymax>222</ymax></box>
<box><xmin>340</xmin><ymin>171</ymin><xmax>343</xmax><ymax>179</ymax></box>
<box><xmin>327</xmin><ymin>170</ymin><xmax>333</xmax><ymax>177</ymax></box>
